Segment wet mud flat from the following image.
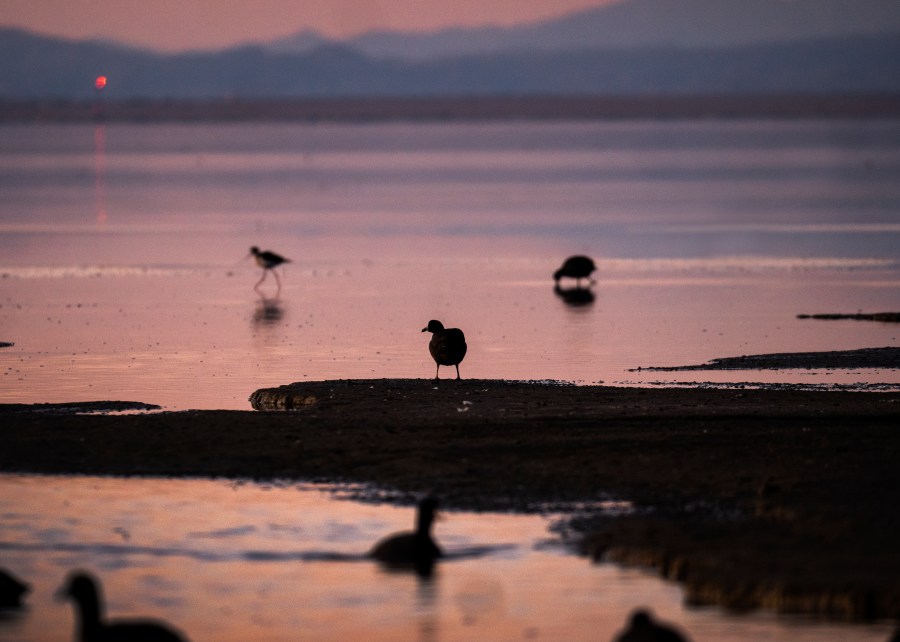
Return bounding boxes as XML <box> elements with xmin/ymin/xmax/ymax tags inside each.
<box><xmin>2</xmin><ymin>380</ymin><xmax>900</xmax><ymax>622</ymax></box>
<box><xmin>633</xmin><ymin>346</ymin><xmax>900</xmax><ymax>372</ymax></box>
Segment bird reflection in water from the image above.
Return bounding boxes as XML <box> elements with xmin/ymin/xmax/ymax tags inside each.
<box><xmin>554</xmin><ymin>283</ymin><xmax>596</xmax><ymax>307</ymax></box>
<box><xmin>253</xmin><ymin>297</ymin><xmax>285</xmax><ymax>327</ymax></box>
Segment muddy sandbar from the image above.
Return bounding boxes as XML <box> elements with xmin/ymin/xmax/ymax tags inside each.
<box><xmin>2</xmin><ymin>380</ymin><xmax>899</xmax><ymax>621</ymax></box>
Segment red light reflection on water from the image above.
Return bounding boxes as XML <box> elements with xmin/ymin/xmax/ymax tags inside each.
<box><xmin>94</xmin><ymin>124</ymin><xmax>107</xmax><ymax>227</ymax></box>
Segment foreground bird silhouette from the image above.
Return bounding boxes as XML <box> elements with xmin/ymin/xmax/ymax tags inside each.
<box><xmin>422</xmin><ymin>320</ymin><xmax>467</xmax><ymax>380</ymax></box>
<box><xmin>612</xmin><ymin>609</ymin><xmax>691</xmax><ymax>642</ymax></box>
<box><xmin>553</xmin><ymin>255</ymin><xmax>596</xmax><ymax>287</ymax></box>
<box><xmin>249</xmin><ymin>246</ymin><xmax>290</xmax><ymax>295</ymax></box>
<box><xmin>58</xmin><ymin>571</ymin><xmax>189</xmax><ymax>642</ymax></box>
<box><xmin>369</xmin><ymin>496</ymin><xmax>442</xmax><ymax>576</ymax></box>
<box><xmin>0</xmin><ymin>568</ymin><xmax>29</xmax><ymax>608</ymax></box>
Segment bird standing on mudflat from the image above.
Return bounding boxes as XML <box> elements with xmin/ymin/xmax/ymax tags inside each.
<box><xmin>553</xmin><ymin>255</ymin><xmax>596</xmax><ymax>287</ymax></box>
<box><xmin>369</xmin><ymin>496</ymin><xmax>442</xmax><ymax>576</ymax></box>
<box><xmin>249</xmin><ymin>246</ymin><xmax>290</xmax><ymax>294</ymax></box>
<box><xmin>58</xmin><ymin>571</ymin><xmax>189</xmax><ymax>642</ymax></box>
<box><xmin>422</xmin><ymin>320</ymin><xmax>467</xmax><ymax>380</ymax></box>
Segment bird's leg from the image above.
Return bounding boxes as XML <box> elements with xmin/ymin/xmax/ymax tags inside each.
<box><xmin>273</xmin><ymin>269</ymin><xmax>282</xmax><ymax>297</ymax></box>
<box><xmin>434</xmin><ymin>364</ymin><xmax>440</xmax><ymax>381</ymax></box>
<box><xmin>455</xmin><ymin>365</ymin><xmax>461</xmax><ymax>380</ymax></box>
<box><xmin>254</xmin><ymin>270</ymin><xmax>268</xmax><ymax>292</ymax></box>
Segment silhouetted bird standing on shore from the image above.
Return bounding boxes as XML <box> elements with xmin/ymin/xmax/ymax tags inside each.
<box><xmin>0</xmin><ymin>568</ymin><xmax>29</xmax><ymax>608</ymax></box>
<box><xmin>553</xmin><ymin>255</ymin><xmax>596</xmax><ymax>287</ymax></box>
<box><xmin>613</xmin><ymin>609</ymin><xmax>692</xmax><ymax>642</ymax></box>
<box><xmin>59</xmin><ymin>571</ymin><xmax>189</xmax><ymax>642</ymax></box>
<box><xmin>249</xmin><ymin>246</ymin><xmax>290</xmax><ymax>295</ymax></box>
<box><xmin>422</xmin><ymin>320</ymin><xmax>467</xmax><ymax>380</ymax></box>
<box><xmin>370</xmin><ymin>496</ymin><xmax>442</xmax><ymax>576</ymax></box>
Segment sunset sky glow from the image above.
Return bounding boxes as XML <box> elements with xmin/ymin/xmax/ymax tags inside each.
<box><xmin>0</xmin><ymin>0</ymin><xmax>620</xmax><ymax>52</ymax></box>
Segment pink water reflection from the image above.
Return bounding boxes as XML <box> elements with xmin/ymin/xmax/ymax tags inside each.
<box><xmin>1</xmin><ymin>249</ymin><xmax>898</xmax><ymax>409</ymax></box>
<box><xmin>0</xmin><ymin>474</ymin><xmax>893</xmax><ymax>642</ymax></box>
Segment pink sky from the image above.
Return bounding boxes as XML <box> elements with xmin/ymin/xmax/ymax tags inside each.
<box><xmin>0</xmin><ymin>0</ymin><xmax>620</xmax><ymax>52</ymax></box>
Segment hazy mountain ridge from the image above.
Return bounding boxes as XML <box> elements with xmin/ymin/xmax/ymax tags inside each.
<box><xmin>1</xmin><ymin>0</ymin><xmax>899</xmax><ymax>100</ymax></box>
<box><xmin>272</xmin><ymin>0</ymin><xmax>900</xmax><ymax>60</ymax></box>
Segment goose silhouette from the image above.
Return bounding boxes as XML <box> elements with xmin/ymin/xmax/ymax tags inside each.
<box><xmin>422</xmin><ymin>320</ymin><xmax>467</xmax><ymax>380</ymax></box>
<box><xmin>369</xmin><ymin>496</ymin><xmax>442</xmax><ymax>576</ymax></box>
<box><xmin>58</xmin><ymin>571</ymin><xmax>189</xmax><ymax>642</ymax></box>
<box><xmin>613</xmin><ymin>609</ymin><xmax>691</xmax><ymax>642</ymax></box>
<box><xmin>553</xmin><ymin>255</ymin><xmax>596</xmax><ymax>287</ymax></box>
<box><xmin>0</xmin><ymin>568</ymin><xmax>29</xmax><ymax>608</ymax></box>
<box><xmin>249</xmin><ymin>246</ymin><xmax>290</xmax><ymax>294</ymax></box>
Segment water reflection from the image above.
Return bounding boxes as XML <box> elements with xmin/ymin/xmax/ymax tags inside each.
<box><xmin>252</xmin><ymin>297</ymin><xmax>285</xmax><ymax>327</ymax></box>
<box><xmin>93</xmin><ymin>124</ymin><xmax>107</xmax><ymax>227</ymax></box>
<box><xmin>554</xmin><ymin>283</ymin><xmax>596</xmax><ymax>307</ymax></box>
<box><xmin>0</xmin><ymin>475</ymin><xmax>893</xmax><ymax>642</ymax></box>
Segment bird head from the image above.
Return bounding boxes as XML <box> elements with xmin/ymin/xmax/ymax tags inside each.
<box><xmin>422</xmin><ymin>320</ymin><xmax>444</xmax><ymax>333</ymax></box>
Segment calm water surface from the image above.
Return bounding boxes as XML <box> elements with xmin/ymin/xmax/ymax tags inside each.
<box><xmin>0</xmin><ymin>474</ymin><xmax>894</xmax><ymax>642</ymax></box>
<box><xmin>1</xmin><ymin>120</ymin><xmax>898</xmax><ymax>408</ymax></box>
<box><xmin>1</xmin><ymin>121</ymin><xmax>898</xmax><ymax>640</ymax></box>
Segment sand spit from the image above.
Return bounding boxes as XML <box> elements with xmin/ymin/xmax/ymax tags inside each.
<box><xmin>633</xmin><ymin>346</ymin><xmax>900</xmax><ymax>372</ymax></box>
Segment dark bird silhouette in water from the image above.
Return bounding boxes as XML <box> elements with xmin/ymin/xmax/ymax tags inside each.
<box><xmin>613</xmin><ymin>609</ymin><xmax>691</xmax><ymax>642</ymax></box>
<box><xmin>58</xmin><ymin>571</ymin><xmax>189</xmax><ymax>642</ymax></box>
<box><xmin>0</xmin><ymin>568</ymin><xmax>29</xmax><ymax>608</ymax></box>
<box><xmin>554</xmin><ymin>284</ymin><xmax>595</xmax><ymax>306</ymax></box>
<box><xmin>422</xmin><ymin>320</ymin><xmax>467</xmax><ymax>380</ymax></box>
<box><xmin>553</xmin><ymin>255</ymin><xmax>596</xmax><ymax>287</ymax></box>
<box><xmin>370</xmin><ymin>496</ymin><xmax>442</xmax><ymax>577</ymax></box>
<box><xmin>249</xmin><ymin>246</ymin><xmax>290</xmax><ymax>295</ymax></box>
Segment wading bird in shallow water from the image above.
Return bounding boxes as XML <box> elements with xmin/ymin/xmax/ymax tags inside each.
<box><xmin>422</xmin><ymin>320</ymin><xmax>467</xmax><ymax>380</ymax></box>
<box><xmin>613</xmin><ymin>609</ymin><xmax>692</xmax><ymax>642</ymax></box>
<box><xmin>369</xmin><ymin>496</ymin><xmax>442</xmax><ymax>577</ymax></box>
<box><xmin>249</xmin><ymin>246</ymin><xmax>290</xmax><ymax>295</ymax></box>
<box><xmin>58</xmin><ymin>571</ymin><xmax>189</xmax><ymax>642</ymax></box>
<box><xmin>553</xmin><ymin>255</ymin><xmax>596</xmax><ymax>287</ymax></box>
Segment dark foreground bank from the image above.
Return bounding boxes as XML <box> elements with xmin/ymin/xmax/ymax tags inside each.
<box><xmin>2</xmin><ymin>380</ymin><xmax>899</xmax><ymax>622</ymax></box>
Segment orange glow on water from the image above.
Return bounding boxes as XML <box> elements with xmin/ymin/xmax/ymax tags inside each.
<box><xmin>94</xmin><ymin>75</ymin><xmax>107</xmax><ymax>90</ymax></box>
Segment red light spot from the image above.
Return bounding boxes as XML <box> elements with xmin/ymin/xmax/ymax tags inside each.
<box><xmin>95</xmin><ymin>76</ymin><xmax>107</xmax><ymax>90</ymax></box>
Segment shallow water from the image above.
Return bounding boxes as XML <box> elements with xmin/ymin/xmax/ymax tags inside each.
<box><xmin>0</xmin><ymin>474</ymin><xmax>894</xmax><ymax>642</ymax></box>
<box><xmin>1</xmin><ymin>119</ymin><xmax>898</xmax><ymax>640</ymax></box>
<box><xmin>1</xmin><ymin>120</ymin><xmax>899</xmax><ymax>409</ymax></box>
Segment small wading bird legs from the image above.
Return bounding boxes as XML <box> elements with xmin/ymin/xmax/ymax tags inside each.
<box><xmin>250</xmin><ymin>246</ymin><xmax>290</xmax><ymax>295</ymax></box>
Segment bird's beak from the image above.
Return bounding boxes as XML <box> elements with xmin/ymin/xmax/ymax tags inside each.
<box><xmin>421</xmin><ymin>327</ymin><xmax>428</xmax><ymax>332</ymax></box>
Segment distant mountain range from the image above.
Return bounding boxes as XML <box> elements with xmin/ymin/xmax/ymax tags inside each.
<box><xmin>2</xmin><ymin>0</ymin><xmax>899</xmax><ymax>99</ymax></box>
<box><xmin>271</xmin><ymin>0</ymin><xmax>900</xmax><ymax>60</ymax></box>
